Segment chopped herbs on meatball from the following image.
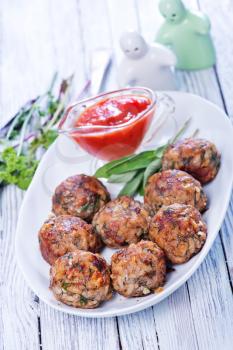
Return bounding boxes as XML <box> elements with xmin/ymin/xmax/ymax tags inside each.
<box><xmin>149</xmin><ymin>203</ymin><xmax>207</xmax><ymax>264</ymax></box>
<box><xmin>52</xmin><ymin>174</ymin><xmax>110</xmax><ymax>222</ymax></box>
<box><xmin>144</xmin><ymin>169</ymin><xmax>207</xmax><ymax>213</ymax></box>
<box><xmin>93</xmin><ymin>196</ymin><xmax>151</xmax><ymax>248</ymax></box>
<box><xmin>50</xmin><ymin>250</ymin><xmax>112</xmax><ymax>308</ymax></box>
<box><xmin>39</xmin><ymin>215</ymin><xmax>102</xmax><ymax>265</ymax></box>
<box><xmin>111</xmin><ymin>240</ymin><xmax>166</xmax><ymax>297</ymax></box>
<box><xmin>162</xmin><ymin>138</ymin><xmax>221</xmax><ymax>184</ymax></box>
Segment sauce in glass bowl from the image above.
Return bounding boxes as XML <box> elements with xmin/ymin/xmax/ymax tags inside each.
<box><xmin>76</xmin><ymin>95</ymin><xmax>151</xmax><ymax>126</ymax></box>
<box><xmin>59</xmin><ymin>88</ymin><xmax>156</xmax><ymax>161</ymax></box>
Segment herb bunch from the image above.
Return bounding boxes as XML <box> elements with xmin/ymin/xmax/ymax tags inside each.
<box><xmin>0</xmin><ymin>73</ymin><xmax>73</xmax><ymax>190</ymax></box>
<box><xmin>95</xmin><ymin>119</ymin><xmax>191</xmax><ymax>197</ymax></box>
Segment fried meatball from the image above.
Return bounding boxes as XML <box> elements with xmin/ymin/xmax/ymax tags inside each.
<box><xmin>149</xmin><ymin>203</ymin><xmax>207</xmax><ymax>264</ymax></box>
<box><xmin>162</xmin><ymin>138</ymin><xmax>221</xmax><ymax>184</ymax></box>
<box><xmin>92</xmin><ymin>196</ymin><xmax>150</xmax><ymax>248</ymax></box>
<box><xmin>111</xmin><ymin>240</ymin><xmax>166</xmax><ymax>297</ymax></box>
<box><xmin>144</xmin><ymin>169</ymin><xmax>207</xmax><ymax>213</ymax></box>
<box><xmin>38</xmin><ymin>215</ymin><xmax>102</xmax><ymax>265</ymax></box>
<box><xmin>52</xmin><ymin>174</ymin><xmax>110</xmax><ymax>222</ymax></box>
<box><xmin>50</xmin><ymin>250</ymin><xmax>112</xmax><ymax>308</ymax></box>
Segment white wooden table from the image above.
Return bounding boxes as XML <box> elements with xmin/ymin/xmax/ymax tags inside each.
<box><xmin>1</xmin><ymin>0</ymin><xmax>233</xmax><ymax>349</ymax></box>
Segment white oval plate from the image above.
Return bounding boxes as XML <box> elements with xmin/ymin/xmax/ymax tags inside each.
<box><xmin>15</xmin><ymin>92</ymin><xmax>233</xmax><ymax>318</ymax></box>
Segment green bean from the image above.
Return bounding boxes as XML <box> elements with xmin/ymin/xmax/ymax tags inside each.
<box><xmin>143</xmin><ymin>158</ymin><xmax>162</xmax><ymax>187</ymax></box>
<box><xmin>94</xmin><ymin>154</ymin><xmax>135</xmax><ymax>178</ymax></box>
<box><xmin>118</xmin><ymin>171</ymin><xmax>144</xmax><ymax>197</ymax></box>
<box><xmin>107</xmin><ymin>171</ymin><xmax>137</xmax><ymax>183</ymax></box>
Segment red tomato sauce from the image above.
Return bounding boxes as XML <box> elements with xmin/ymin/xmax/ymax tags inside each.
<box><xmin>71</xmin><ymin>94</ymin><xmax>154</xmax><ymax>160</ymax></box>
<box><xmin>76</xmin><ymin>95</ymin><xmax>151</xmax><ymax>127</ymax></box>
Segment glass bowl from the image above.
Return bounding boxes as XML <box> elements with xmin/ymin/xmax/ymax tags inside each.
<box><xmin>59</xmin><ymin>87</ymin><xmax>157</xmax><ymax>161</ymax></box>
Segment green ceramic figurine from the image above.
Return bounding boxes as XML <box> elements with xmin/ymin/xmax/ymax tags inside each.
<box><xmin>156</xmin><ymin>0</ymin><xmax>216</xmax><ymax>70</ymax></box>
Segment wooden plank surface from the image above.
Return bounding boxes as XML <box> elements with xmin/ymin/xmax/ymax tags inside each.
<box><xmin>0</xmin><ymin>0</ymin><xmax>233</xmax><ymax>349</ymax></box>
<box><xmin>1</xmin><ymin>187</ymin><xmax>40</xmax><ymax>350</ymax></box>
<box><xmin>199</xmin><ymin>0</ymin><xmax>233</xmax><ymax>298</ymax></box>
<box><xmin>199</xmin><ymin>0</ymin><xmax>233</xmax><ymax>117</ymax></box>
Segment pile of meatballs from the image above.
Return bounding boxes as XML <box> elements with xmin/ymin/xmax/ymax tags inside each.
<box><xmin>38</xmin><ymin>138</ymin><xmax>221</xmax><ymax>309</ymax></box>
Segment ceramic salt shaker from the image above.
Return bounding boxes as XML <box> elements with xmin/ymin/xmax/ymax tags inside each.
<box><xmin>156</xmin><ymin>0</ymin><xmax>216</xmax><ymax>70</ymax></box>
<box><xmin>118</xmin><ymin>30</ymin><xmax>177</xmax><ymax>91</ymax></box>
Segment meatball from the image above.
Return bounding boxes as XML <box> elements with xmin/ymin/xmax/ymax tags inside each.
<box><xmin>111</xmin><ymin>240</ymin><xmax>166</xmax><ymax>297</ymax></box>
<box><xmin>144</xmin><ymin>169</ymin><xmax>207</xmax><ymax>213</ymax></box>
<box><xmin>149</xmin><ymin>203</ymin><xmax>207</xmax><ymax>264</ymax></box>
<box><xmin>38</xmin><ymin>215</ymin><xmax>102</xmax><ymax>265</ymax></box>
<box><xmin>50</xmin><ymin>250</ymin><xmax>112</xmax><ymax>308</ymax></box>
<box><xmin>52</xmin><ymin>174</ymin><xmax>110</xmax><ymax>222</ymax></box>
<box><xmin>162</xmin><ymin>138</ymin><xmax>221</xmax><ymax>184</ymax></box>
<box><xmin>92</xmin><ymin>196</ymin><xmax>150</xmax><ymax>248</ymax></box>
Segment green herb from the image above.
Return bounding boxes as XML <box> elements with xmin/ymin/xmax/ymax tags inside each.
<box><xmin>0</xmin><ymin>147</ymin><xmax>39</xmax><ymax>190</ymax></box>
<box><xmin>61</xmin><ymin>281</ymin><xmax>71</xmax><ymax>291</ymax></box>
<box><xmin>143</xmin><ymin>158</ymin><xmax>162</xmax><ymax>188</ymax></box>
<box><xmin>89</xmin><ymin>196</ymin><xmax>100</xmax><ymax>212</ymax></box>
<box><xmin>7</xmin><ymin>109</ymin><xmax>29</xmax><ymax>140</ymax></box>
<box><xmin>105</xmin><ymin>150</ymin><xmax>158</xmax><ymax>175</ymax></box>
<box><xmin>79</xmin><ymin>295</ymin><xmax>88</xmax><ymax>305</ymax></box>
<box><xmin>79</xmin><ymin>195</ymin><xmax>100</xmax><ymax>213</ymax></box>
<box><xmin>152</xmin><ymin>144</ymin><xmax>168</xmax><ymax>158</ymax></box>
<box><xmin>78</xmin><ymin>202</ymin><xmax>91</xmax><ymax>212</ymax></box>
<box><xmin>107</xmin><ymin>171</ymin><xmax>137</xmax><ymax>183</ymax></box>
<box><xmin>94</xmin><ymin>154</ymin><xmax>135</xmax><ymax>178</ymax></box>
<box><xmin>93</xmin><ymin>195</ymin><xmax>100</xmax><ymax>211</ymax></box>
<box><xmin>95</xmin><ymin>119</ymin><xmax>191</xmax><ymax>197</ymax></box>
<box><xmin>0</xmin><ymin>73</ymin><xmax>73</xmax><ymax>190</ymax></box>
<box><xmin>29</xmin><ymin>129</ymin><xmax>58</xmax><ymax>153</ymax></box>
<box><xmin>118</xmin><ymin>171</ymin><xmax>144</xmax><ymax>197</ymax></box>
<box><xmin>138</xmin><ymin>181</ymin><xmax>145</xmax><ymax>196</ymax></box>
